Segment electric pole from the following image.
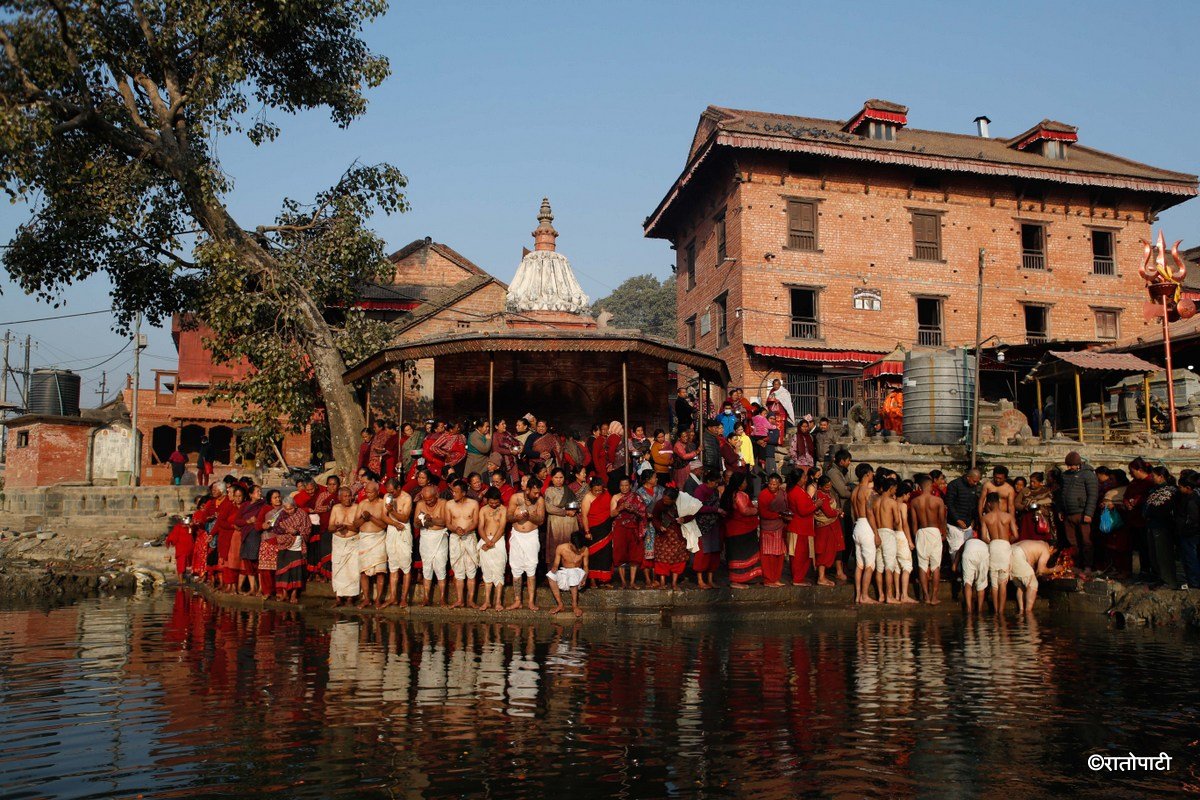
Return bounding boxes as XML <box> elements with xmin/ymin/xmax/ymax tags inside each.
<box><xmin>130</xmin><ymin>313</ymin><xmax>144</xmax><ymax>486</ymax></box>
<box><xmin>20</xmin><ymin>334</ymin><xmax>31</xmax><ymax>410</ymax></box>
<box><xmin>970</xmin><ymin>248</ymin><xmax>985</xmax><ymax>470</ymax></box>
<box><xmin>96</xmin><ymin>371</ymin><xmax>107</xmax><ymax>405</ymax></box>
<box><xmin>0</xmin><ymin>331</ymin><xmax>10</xmax><ymax>459</ymax></box>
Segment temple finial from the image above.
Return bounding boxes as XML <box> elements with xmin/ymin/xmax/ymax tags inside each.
<box><xmin>533</xmin><ymin>197</ymin><xmax>558</xmax><ymax>252</ymax></box>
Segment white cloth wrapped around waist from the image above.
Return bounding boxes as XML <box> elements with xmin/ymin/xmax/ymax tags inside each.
<box><xmin>676</xmin><ymin>492</ymin><xmax>703</xmax><ymax>554</ymax></box>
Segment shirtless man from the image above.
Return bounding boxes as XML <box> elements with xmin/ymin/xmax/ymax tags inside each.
<box><xmin>327</xmin><ymin>487</ymin><xmax>361</xmax><ymax>607</ymax></box>
<box><xmin>1011</xmin><ymin>539</ymin><xmax>1057</xmax><ymax>615</ymax></box>
<box><xmin>978</xmin><ymin>465</ymin><xmax>1016</xmax><ymax>517</ymax></box>
<box><xmin>356</xmin><ymin>481</ymin><xmax>390</xmax><ymax>608</ymax></box>
<box><xmin>477</xmin><ymin>487</ymin><xmax>508</xmax><ymax>611</ymax></box>
<box><xmin>506</xmin><ymin>483</ymin><xmax>546</xmax><ymax>611</ymax></box>
<box><xmin>414</xmin><ymin>483</ymin><xmax>450</xmax><ymax>606</ymax></box>
<box><xmin>980</xmin><ymin>492</ymin><xmax>1019</xmax><ymax>615</ymax></box>
<box><xmin>548</xmin><ymin>529</ymin><xmax>589</xmax><ymax>617</ymax></box>
<box><xmin>909</xmin><ymin>474</ymin><xmax>948</xmax><ymax>605</ymax></box>
<box><xmin>873</xmin><ymin>476</ymin><xmax>903</xmax><ymax>604</ymax></box>
<box><xmin>382</xmin><ymin>478</ymin><xmax>414</xmax><ymax>608</ymax></box>
<box><xmin>445</xmin><ymin>479</ymin><xmax>481</xmax><ymax>609</ymax></box>
<box><xmin>894</xmin><ymin>480</ymin><xmax>918</xmax><ymax>604</ymax></box>
<box><xmin>850</xmin><ymin>463</ymin><xmax>877</xmax><ymax>604</ymax></box>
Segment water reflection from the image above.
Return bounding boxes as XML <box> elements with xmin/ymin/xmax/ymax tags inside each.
<box><xmin>0</xmin><ymin>591</ymin><xmax>1197</xmax><ymax>799</ymax></box>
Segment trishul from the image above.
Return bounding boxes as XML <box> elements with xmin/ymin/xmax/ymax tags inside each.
<box><xmin>1138</xmin><ymin>231</ymin><xmax>1187</xmax><ymax>294</ymax></box>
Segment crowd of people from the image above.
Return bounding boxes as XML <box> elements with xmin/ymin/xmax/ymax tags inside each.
<box><xmin>163</xmin><ymin>383</ymin><xmax>1200</xmax><ymax>617</ymax></box>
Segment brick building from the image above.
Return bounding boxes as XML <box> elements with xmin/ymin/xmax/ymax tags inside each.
<box><xmin>645</xmin><ymin>99</ymin><xmax>1198</xmax><ymax>420</ymax></box>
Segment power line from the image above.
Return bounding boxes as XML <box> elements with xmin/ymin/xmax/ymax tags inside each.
<box><xmin>71</xmin><ymin>339</ymin><xmax>131</xmax><ymax>372</ymax></box>
<box><xmin>0</xmin><ymin>308</ymin><xmax>113</xmax><ymax>325</ymax></box>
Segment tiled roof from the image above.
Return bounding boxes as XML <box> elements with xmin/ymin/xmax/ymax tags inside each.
<box><xmin>386</xmin><ymin>238</ymin><xmax>500</xmax><ymax>283</ymax></box>
<box><xmin>1025</xmin><ymin>350</ymin><xmax>1161</xmax><ymax>382</ymax></box>
<box><xmin>647</xmin><ymin>104</ymin><xmax>1197</xmax><ymax>237</ymax></box>
<box><xmin>389</xmin><ymin>274</ymin><xmax>499</xmax><ymax>337</ymax></box>
<box><xmin>358</xmin><ymin>283</ymin><xmax>434</xmax><ymax>302</ymax></box>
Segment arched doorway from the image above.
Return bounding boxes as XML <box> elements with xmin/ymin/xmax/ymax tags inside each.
<box><xmin>208</xmin><ymin>425</ymin><xmax>234</xmax><ymax>464</ymax></box>
<box><xmin>150</xmin><ymin>425</ymin><xmax>176</xmax><ymax>465</ymax></box>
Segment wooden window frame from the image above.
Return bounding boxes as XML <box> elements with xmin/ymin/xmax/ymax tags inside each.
<box><xmin>910</xmin><ymin>210</ymin><xmax>944</xmax><ymax>262</ymax></box>
<box><xmin>915</xmin><ymin>296</ymin><xmax>944</xmax><ymax>346</ymax></box>
<box><xmin>784</xmin><ymin>197</ymin><xmax>821</xmax><ymax>252</ymax></box>
<box><xmin>684</xmin><ymin>240</ymin><xmax>696</xmax><ymax>290</ymax></box>
<box><xmin>1092</xmin><ymin>308</ymin><xmax>1121</xmax><ymax>341</ymax></box>
<box><xmin>715</xmin><ymin>210</ymin><xmax>727</xmax><ymax>263</ymax></box>
<box><xmin>1021</xmin><ymin>302</ymin><xmax>1051</xmax><ymax>343</ymax></box>
<box><xmin>1019</xmin><ymin>222</ymin><xmax>1047</xmax><ymax>271</ymax></box>
<box><xmin>1089</xmin><ymin>229</ymin><xmax>1117</xmax><ymax>277</ymax></box>
<box><xmin>787</xmin><ymin>285</ymin><xmax>821</xmax><ymax>341</ymax></box>
<box><xmin>714</xmin><ymin>293</ymin><xmax>729</xmax><ymax>349</ymax></box>
<box><xmin>685</xmin><ymin>315</ymin><xmax>697</xmax><ymax>348</ymax></box>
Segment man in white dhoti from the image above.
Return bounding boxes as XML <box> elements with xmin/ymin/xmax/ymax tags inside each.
<box><xmin>383</xmin><ymin>478</ymin><xmax>414</xmax><ymax>608</ymax></box>
<box><xmin>328</xmin><ymin>487</ymin><xmax>361</xmax><ymax>604</ymax></box>
<box><xmin>506</xmin><ymin>483</ymin><xmax>545</xmax><ymax>611</ymax></box>
<box><xmin>477</xmin><ymin>487</ymin><xmax>508</xmax><ymax>611</ymax></box>
<box><xmin>446</xmin><ymin>479</ymin><xmax>481</xmax><ymax>609</ymax></box>
<box><xmin>414</xmin><ymin>483</ymin><xmax>450</xmax><ymax>607</ymax></box>
<box><xmin>356</xmin><ymin>481</ymin><xmax>390</xmax><ymax>609</ymax></box>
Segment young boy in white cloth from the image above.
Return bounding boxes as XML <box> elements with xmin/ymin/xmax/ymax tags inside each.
<box><xmin>961</xmin><ymin>537</ymin><xmax>990</xmax><ymax>615</ymax></box>
<box><xmin>477</xmin><ymin>487</ymin><xmax>508</xmax><ymax>612</ymax></box>
<box><xmin>547</xmin><ymin>530</ymin><xmax>589</xmax><ymax>617</ymax></box>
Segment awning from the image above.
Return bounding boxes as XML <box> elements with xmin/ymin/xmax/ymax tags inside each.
<box><xmin>753</xmin><ymin>345</ymin><xmax>884</xmax><ymax>366</ymax></box>
<box><xmin>862</xmin><ymin>345</ymin><xmax>907</xmax><ymax>380</ymax></box>
<box><xmin>1023</xmin><ymin>350</ymin><xmax>1161</xmax><ymax>383</ymax></box>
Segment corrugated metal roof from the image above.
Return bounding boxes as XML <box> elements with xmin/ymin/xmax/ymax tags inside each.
<box><xmin>1049</xmin><ymin>350</ymin><xmax>1161</xmax><ymax>372</ymax></box>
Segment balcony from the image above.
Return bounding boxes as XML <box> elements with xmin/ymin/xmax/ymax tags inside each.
<box><xmin>917</xmin><ymin>326</ymin><xmax>943</xmax><ymax>346</ymax></box>
<box><xmin>914</xmin><ymin>243</ymin><xmax>940</xmax><ymax>261</ymax></box>
<box><xmin>1022</xmin><ymin>250</ymin><xmax>1046</xmax><ymax>270</ymax></box>
<box><xmin>1026</xmin><ymin>333</ymin><xmax>1048</xmax><ymax>345</ymax></box>
<box><xmin>1093</xmin><ymin>256</ymin><xmax>1116</xmax><ymax>276</ymax></box>
<box><xmin>790</xmin><ymin>317</ymin><xmax>820</xmax><ymax>340</ymax></box>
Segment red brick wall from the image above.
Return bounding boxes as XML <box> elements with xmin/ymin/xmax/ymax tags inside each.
<box><xmin>5</xmin><ymin>422</ymin><xmax>94</xmax><ymax>488</ymax></box>
<box><xmin>672</xmin><ymin>150</ymin><xmax>1161</xmax><ymax>391</ymax></box>
<box><xmin>391</xmin><ymin>245</ymin><xmax>482</xmax><ymax>288</ymax></box>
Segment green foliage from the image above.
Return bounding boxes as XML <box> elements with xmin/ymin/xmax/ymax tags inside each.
<box><xmin>591</xmin><ymin>274</ymin><xmax>677</xmax><ymax>339</ymax></box>
<box><xmin>0</xmin><ymin>1</ymin><xmax>401</xmax><ymax>466</ymax></box>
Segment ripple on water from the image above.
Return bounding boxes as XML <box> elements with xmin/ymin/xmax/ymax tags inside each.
<box><xmin>0</xmin><ymin>594</ymin><xmax>1198</xmax><ymax>798</ymax></box>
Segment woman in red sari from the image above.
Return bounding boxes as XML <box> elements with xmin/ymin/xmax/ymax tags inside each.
<box><xmin>787</xmin><ymin>470</ymin><xmax>817</xmax><ymax>585</ymax></box>
<box><xmin>234</xmin><ymin>485</ymin><xmax>266</xmax><ymax>595</ymax></box>
<box><xmin>212</xmin><ymin>484</ymin><xmax>239</xmax><ymax>591</ymax></box>
<box><xmin>582</xmin><ymin>477</ymin><xmax>614</xmax><ymax>587</ymax></box>
<box><xmin>610</xmin><ymin>475</ymin><xmax>647</xmax><ymax>589</ymax></box>
<box><xmin>758</xmin><ymin>474</ymin><xmax>790</xmax><ymax>587</ymax></box>
<box><xmin>189</xmin><ymin>493</ymin><xmax>215</xmax><ymax>580</ymax></box>
<box><xmin>813</xmin><ymin>475</ymin><xmax>844</xmax><ymax>587</ymax></box>
<box><xmin>490</xmin><ymin>419</ymin><xmax>521</xmax><ymax>484</ymax></box>
<box><xmin>671</xmin><ymin>430</ymin><xmax>699</xmax><ymax>490</ymax></box>
<box><xmin>257</xmin><ymin>490</ymin><xmax>284</xmax><ymax>598</ymax></box>
<box><xmin>691</xmin><ymin>471</ymin><xmax>723</xmax><ymax>589</ymax></box>
<box><xmin>721</xmin><ymin>472</ymin><xmax>760</xmax><ymax>587</ymax></box>
<box><xmin>223</xmin><ymin>484</ymin><xmax>248</xmax><ymax>591</ymax></box>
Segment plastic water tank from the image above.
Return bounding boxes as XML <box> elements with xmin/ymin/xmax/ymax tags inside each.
<box><xmin>28</xmin><ymin>369</ymin><xmax>82</xmax><ymax>416</ymax></box>
<box><xmin>902</xmin><ymin>350</ymin><xmax>974</xmax><ymax>445</ymax></box>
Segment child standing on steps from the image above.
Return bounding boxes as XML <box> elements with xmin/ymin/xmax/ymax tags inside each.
<box><xmin>547</xmin><ymin>530</ymin><xmax>589</xmax><ymax>617</ymax></box>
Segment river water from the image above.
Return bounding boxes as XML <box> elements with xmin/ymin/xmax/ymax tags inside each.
<box><xmin>0</xmin><ymin>591</ymin><xmax>1196</xmax><ymax>799</ymax></box>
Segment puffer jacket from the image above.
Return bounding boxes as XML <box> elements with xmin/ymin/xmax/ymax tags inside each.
<box><xmin>1060</xmin><ymin>463</ymin><xmax>1099</xmax><ymax>516</ymax></box>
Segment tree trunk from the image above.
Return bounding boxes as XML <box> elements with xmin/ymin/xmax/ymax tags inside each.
<box><xmin>293</xmin><ymin>295</ymin><xmax>366</xmax><ymax>471</ymax></box>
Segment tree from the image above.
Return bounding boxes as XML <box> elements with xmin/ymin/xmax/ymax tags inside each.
<box><xmin>0</xmin><ymin>1</ymin><xmax>401</xmax><ymax>470</ymax></box>
<box><xmin>591</xmin><ymin>274</ymin><xmax>676</xmax><ymax>339</ymax></box>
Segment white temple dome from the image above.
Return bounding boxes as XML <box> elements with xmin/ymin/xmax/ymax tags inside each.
<box><xmin>506</xmin><ymin>198</ymin><xmax>591</xmax><ymax>315</ymax></box>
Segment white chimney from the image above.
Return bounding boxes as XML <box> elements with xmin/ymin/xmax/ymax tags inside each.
<box><xmin>974</xmin><ymin>115</ymin><xmax>991</xmax><ymax>138</ymax></box>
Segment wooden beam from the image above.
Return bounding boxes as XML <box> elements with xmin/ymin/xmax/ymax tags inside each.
<box><xmin>1035</xmin><ymin>378</ymin><xmax>1043</xmax><ymax>437</ymax></box>
<box><xmin>622</xmin><ymin>355</ymin><xmax>630</xmax><ymax>476</ymax></box>
<box><xmin>1144</xmin><ymin>373</ymin><xmax>1153</xmax><ymax>436</ymax></box>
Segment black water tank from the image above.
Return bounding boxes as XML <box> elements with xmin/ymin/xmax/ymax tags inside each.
<box><xmin>29</xmin><ymin>369</ymin><xmax>81</xmax><ymax>416</ymax></box>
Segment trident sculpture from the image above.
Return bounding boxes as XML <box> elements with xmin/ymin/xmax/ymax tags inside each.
<box><xmin>1139</xmin><ymin>231</ymin><xmax>1190</xmax><ymax>432</ymax></box>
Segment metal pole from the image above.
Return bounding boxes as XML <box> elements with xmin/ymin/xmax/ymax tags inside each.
<box><xmin>487</xmin><ymin>353</ymin><xmax>494</xmax><ymax>433</ymax></box>
<box><xmin>1144</xmin><ymin>373</ymin><xmax>1153</xmax><ymax>436</ymax></box>
<box><xmin>622</xmin><ymin>355</ymin><xmax>630</xmax><ymax>476</ymax></box>
<box><xmin>130</xmin><ymin>313</ymin><xmax>142</xmax><ymax>485</ymax></box>
<box><xmin>1035</xmin><ymin>378</ymin><xmax>1043</xmax><ymax>438</ymax></box>
<box><xmin>1162</xmin><ymin>295</ymin><xmax>1178</xmax><ymax>433</ymax></box>
<box><xmin>698</xmin><ymin>378</ymin><xmax>707</xmax><ymax>467</ymax></box>
<box><xmin>1074</xmin><ymin>369</ymin><xmax>1084</xmax><ymax>443</ymax></box>
<box><xmin>1099</xmin><ymin>383</ymin><xmax>1108</xmax><ymax>443</ymax></box>
<box><xmin>969</xmin><ymin>248</ymin><xmax>985</xmax><ymax>469</ymax></box>
<box><xmin>398</xmin><ymin>361</ymin><xmax>405</xmax><ymax>431</ymax></box>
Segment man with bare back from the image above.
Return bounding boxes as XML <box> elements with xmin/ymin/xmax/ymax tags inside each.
<box><xmin>477</xmin><ymin>487</ymin><xmax>508</xmax><ymax>611</ymax></box>
<box><xmin>978</xmin><ymin>465</ymin><xmax>1016</xmax><ymax>517</ymax></box>
<box><xmin>414</xmin><ymin>483</ymin><xmax>449</xmax><ymax>606</ymax></box>
<box><xmin>873</xmin><ymin>476</ymin><xmax>903</xmax><ymax>604</ymax></box>
<box><xmin>506</xmin><ymin>483</ymin><xmax>546</xmax><ymax>611</ymax></box>
<box><xmin>445</xmin><ymin>479</ymin><xmax>481</xmax><ymax>609</ymax></box>
<box><xmin>548</xmin><ymin>529</ymin><xmax>589</xmax><ymax>617</ymax></box>
<box><xmin>893</xmin><ymin>480</ymin><xmax>918</xmax><ymax>603</ymax></box>
<box><xmin>851</xmin><ymin>463</ymin><xmax>877</xmax><ymax>604</ymax></box>
<box><xmin>980</xmin><ymin>492</ymin><xmax>1019</xmax><ymax>615</ymax></box>
<box><xmin>382</xmin><ymin>477</ymin><xmax>414</xmax><ymax>608</ymax></box>
<box><xmin>1011</xmin><ymin>539</ymin><xmax>1057</xmax><ymax>615</ymax></box>
<box><xmin>910</xmin><ymin>474</ymin><xmax>947</xmax><ymax>604</ymax></box>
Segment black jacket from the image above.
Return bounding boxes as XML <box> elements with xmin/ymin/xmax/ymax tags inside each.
<box><xmin>1060</xmin><ymin>463</ymin><xmax>1099</xmax><ymax>516</ymax></box>
<box><xmin>945</xmin><ymin>476</ymin><xmax>981</xmax><ymax>528</ymax></box>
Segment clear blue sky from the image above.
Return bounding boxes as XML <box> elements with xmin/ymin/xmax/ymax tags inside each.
<box><xmin>1</xmin><ymin>0</ymin><xmax>1197</xmax><ymax>407</ymax></box>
